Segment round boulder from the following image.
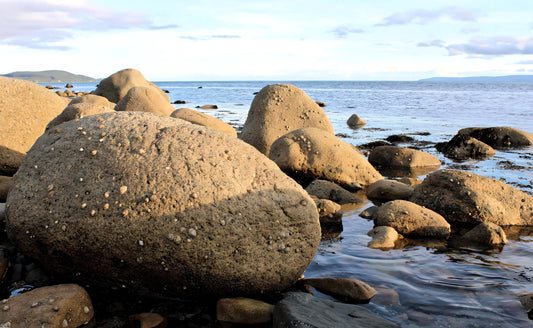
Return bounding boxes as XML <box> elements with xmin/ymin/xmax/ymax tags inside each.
<box><xmin>366</xmin><ymin>179</ymin><xmax>414</xmax><ymax>201</ymax></box>
<box><xmin>0</xmin><ymin>77</ymin><xmax>69</xmax><ymax>175</ymax></box>
<box><xmin>347</xmin><ymin>114</ymin><xmax>366</xmax><ymax>128</ymax></box>
<box><xmin>114</xmin><ymin>86</ymin><xmax>175</xmax><ymax>116</ymax></box>
<box><xmin>240</xmin><ymin>84</ymin><xmax>334</xmax><ymax>155</ymax></box>
<box><xmin>368</xmin><ymin>146</ymin><xmax>441</xmax><ymax>170</ymax></box>
<box><xmin>68</xmin><ymin>94</ymin><xmax>116</xmax><ymax>108</ymax></box>
<box><xmin>436</xmin><ymin>133</ymin><xmax>495</xmax><ymax>160</ymax></box>
<box><xmin>305</xmin><ymin>179</ymin><xmax>363</xmax><ymax>205</ymax></box>
<box><xmin>171</xmin><ymin>108</ymin><xmax>237</xmax><ymax>137</ymax></box>
<box><xmin>458</xmin><ymin>127</ymin><xmax>533</xmax><ymax>148</ymax></box>
<box><xmin>269</xmin><ymin>127</ymin><xmax>383</xmax><ymax>189</ymax></box>
<box><xmin>410</xmin><ymin>169</ymin><xmax>533</xmax><ymax>226</ymax></box>
<box><xmin>6</xmin><ymin>111</ymin><xmax>320</xmax><ymax>298</ymax></box>
<box><xmin>46</xmin><ymin>103</ymin><xmax>115</xmax><ymax>131</ymax></box>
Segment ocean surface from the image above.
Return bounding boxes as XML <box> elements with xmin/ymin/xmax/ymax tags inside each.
<box><xmin>47</xmin><ymin>80</ymin><xmax>533</xmax><ymax>327</ymax></box>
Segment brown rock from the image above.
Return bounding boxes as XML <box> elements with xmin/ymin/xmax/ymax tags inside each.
<box><xmin>456</xmin><ymin>222</ymin><xmax>507</xmax><ymax>247</ymax></box>
<box><xmin>128</xmin><ymin>313</ymin><xmax>167</xmax><ymax>328</ymax></box>
<box><xmin>216</xmin><ymin>297</ymin><xmax>274</xmax><ymax>324</ymax></box>
<box><xmin>368</xmin><ymin>146</ymin><xmax>441</xmax><ymax>171</ymax></box>
<box><xmin>310</xmin><ymin>196</ymin><xmax>343</xmax><ymax>231</ymax></box>
<box><xmin>458</xmin><ymin>126</ymin><xmax>533</xmax><ymax>148</ymax></box>
<box><xmin>410</xmin><ymin>169</ymin><xmax>533</xmax><ymax>226</ymax></box>
<box><xmin>0</xmin><ymin>176</ymin><xmax>11</xmax><ymax>202</ymax></box>
<box><xmin>347</xmin><ymin>114</ymin><xmax>366</xmax><ymax>128</ymax></box>
<box><xmin>46</xmin><ymin>103</ymin><xmax>115</xmax><ymax>131</ymax></box>
<box><xmin>269</xmin><ymin>127</ymin><xmax>383</xmax><ymax>189</ymax></box>
<box><xmin>68</xmin><ymin>94</ymin><xmax>116</xmax><ymax>108</ymax></box>
<box><xmin>366</xmin><ymin>179</ymin><xmax>414</xmax><ymax>201</ymax></box>
<box><xmin>197</xmin><ymin>104</ymin><xmax>218</xmax><ymax>109</ymax></box>
<box><xmin>367</xmin><ymin>226</ymin><xmax>400</xmax><ymax>249</ymax></box>
<box><xmin>115</xmin><ymin>86</ymin><xmax>175</xmax><ymax>116</ymax></box>
<box><xmin>374</xmin><ymin>200</ymin><xmax>451</xmax><ymax>238</ymax></box>
<box><xmin>437</xmin><ymin>133</ymin><xmax>495</xmax><ymax>160</ymax></box>
<box><xmin>305</xmin><ymin>179</ymin><xmax>363</xmax><ymax>204</ymax></box>
<box><xmin>240</xmin><ymin>84</ymin><xmax>334</xmax><ymax>155</ymax></box>
<box><xmin>303</xmin><ymin>277</ymin><xmax>376</xmax><ymax>304</ymax></box>
<box><xmin>6</xmin><ymin>111</ymin><xmax>320</xmax><ymax>298</ymax></box>
<box><xmin>171</xmin><ymin>108</ymin><xmax>237</xmax><ymax>137</ymax></box>
<box><xmin>0</xmin><ymin>284</ymin><xmax>93</xmax><ymax>327</ymax></box>
<box><xmin>0</xmin><ymin>77</ymin><xmax>69</xmax><ymax>175</ymax></box>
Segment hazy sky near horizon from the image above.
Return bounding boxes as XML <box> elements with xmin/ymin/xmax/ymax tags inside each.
<box><xmin>0</xmin><ymin>0</ymin><xmax>532</xmax><ymax>81</ymax></box>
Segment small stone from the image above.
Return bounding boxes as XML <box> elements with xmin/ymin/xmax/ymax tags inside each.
<box><xmin>120</xmin><ymin>186</ymin><xmax>128</xmax><ymax>194</ymax></box>
<box><xmin>188</xmin><ymin>228</ymin><xmax>197</xmax><ymax>237</ymax></box>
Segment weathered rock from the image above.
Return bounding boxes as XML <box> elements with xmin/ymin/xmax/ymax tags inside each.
<box><xmin>0</xmin><ymin>284</ymin><xmax>93</xmax><ymax>327</ymax></box>
<box><xmin>368</xmin><ymin>146</ymin><xmax>441</xmax><ymax>171</ymax></box>
<box><xmin>360</xmin><ymin>205</ymin><xmax>379</xmax><ymax>219</ymax></box>
<box><xmin>216</xmin><ymin>297</ymin><xmax>274</xmax><ymax>324</ymax></box>
<box><xmin>386</xmin><ymin>134</ymin><xmax>414</xmax><ymax>143</ymax></box>
<box><xmin>347</xmin><ymin>114</ymin><xmax>366</xmax><ymax>128</ymax></box>
<box><xmin>65</xmin><ymin>83</ymin><xmax>74</xmax><ymax>88</ymax></box>
<box><xmin>454</xmin><ymin>222</ymin><xmax>507</xmax><ymax>247</ymax></box>
<box><xmin>171</xmin><ymin>108</ymin><xmax>237</xmax><ymax>137</ymax></box>
<box><xmin>458</xmin><ymin>126</ymin><xmax>533</xmax><ymax>148</ymax></box>
<box><xmin>240</xmin><ymin>84</ymin><xmax>334</xmax><ymax>155</ymax></box>
<box><xmin>310</xmin><ymin>196</ymin><xmax>343</xmax><ymax>231</ymax></box>
<box><xmin>374</xmin><ymin>200</ymin><xmax>451</xmax><ymax>238</ymax></box>
<box><xmin>367</xmin><ymin>226</ymin><xmax>400</xmax><ymax>249</ymax></box>
<box><xmin>303</xmin><ymin>278</ymin><xmax>376</xmax><ymax>304</ymax></box>
<box><xmin>398</xmin><ymin>177</ymin><xmax>422</xmax><ymax>187</ymax></box>
<box><xmin>273</xmin><ymin>292</ymin><xmax>399</xmax><ymax>328</ymax></box>
<box><xmin>115</xmin><ymin>86</ymin><xmax>175</xmax><ymax>116</ymax></box>
<box><xmin>128</xmin><ymin>313</ymin><xmax>168</xmax><ymax>328</ymax></box>
<box><xmin>305</xmin><ymin>179</ymin><xmax>363</xmax><ymax>204</ymax></box>
<box><xmin>46</xmin><ymin>103</ymin><xmax>115</xmax><ymax>131</ymax></box>
<box><xmin>0</xmin><ymin>76</ymin><xmax>69</xmax><ymax>175</ymax></box>
<box><xmin>410</xmin><ymin>169</ymin><xmax>533</xmax><ymax>226</ymax></box>
<box><xmin>269</xmin><ymin>127</ymin><xmax>382</xmax><ymax>189</ymax></box>
<box><xmin>436</xmin><ymin>133</ymin><xmax>495</xmax><ymax>160</ymax></box>
<box><xmin>196</xmin><ymin>104</ymin><xmax>218</xmax><ymax>109</ymax></box>
<box><xmin>0</xmin><ymin>176</ymin><xmax>11</xmax><ymax>202</ymax></box>
<box><xmin>68</xmin><ymin>94</ymin><xmax>116</xmax><ymax>108</ymax></box>
<box><xmin>6</xmin><ymin>111</ymin><xmax>320</xmax><ymax>298</ymax></box>
<box><xmin>366</xmin><ymin>179</ymin><xmax>414</xmax><ymax>201</ymax></box>
<box><xmin>92</xmin><ymin>68</ymin><xmax>169</xmax><ymax>104</ymax></box>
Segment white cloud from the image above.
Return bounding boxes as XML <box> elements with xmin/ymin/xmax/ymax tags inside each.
<box><xmin>377</xmin><ymin>6</ymin><xmax>477</xmax><ymax>26</ymax></box>
<box><xmin>447</xmin><ymin>36</ymin><xmax>533</xmax><ymax>56</ymax></box>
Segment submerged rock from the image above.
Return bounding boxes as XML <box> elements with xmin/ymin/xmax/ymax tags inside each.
<box><xmin>302</xmin><ymin>277</ymin><xmax>376</xmax><ymax>304</ymax></box>
<box><xmin>458</xmin><ymin>126</ymin><xmax>533</xmax><ymax>148</ymax></box>
<box><xmin>171</xmin><ymin>107</ymin><xmax>237</xmax><ymax>137</ymax></box>
<box><xmin>6</xmin><ymin>111</ymin><xmax>320</xmax><ymax>298</ymax></box>
<box><xmin>216</xmin><ymin>297</ymin><xmax>274</xmax><ymax>325</ymax></box>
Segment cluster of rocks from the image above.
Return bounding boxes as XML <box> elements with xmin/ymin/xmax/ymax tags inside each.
<box><xmin>1</xmin><ymin>68</ymin><xmax>532</xmax><ymax>326</ymax></box>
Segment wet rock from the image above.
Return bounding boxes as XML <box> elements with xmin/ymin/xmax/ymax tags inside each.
<box><xmin>386</xmin><ymin>134</ymin><xmax>414</xmax><ymax>143</ymax></box>
<box><xmin>310</xmin><ymin>196</ymin><xmax>343</xmax><ymax>231</ymax></box>
<box><xmin>410</xmin><ymin>169</ymin><xmax>533</xmax><ymax>226</ymax></box>
<box><xmin>173</xmin><ymin>100</ymin><xmax>186</xmax><ymax>104</ymax></box>
<box><xmin>216</xmin><ymin>297</ymin><xmax>274</xmax><ymax>324</ymax></box>
<box><xmin>65</xmin><ymin>83</ymin><xmax>74</xmax><ymax>88</ymax></box>
<box><xmin>347</xmin><ymin>114</ymin><xmax>366</xmax><ymax>128</ymax></box>
<box><xmin>398</xmin><ymin>177</ymin><xmax>422</xmax><ymax>187</ymax></box>
<box><xmin>458</xmin><ymin>126</ymin><xmax>533</xmax><ymax>148</ymax></box>
<box><xmin>128</xmin><ymin>313</ymin><xmax>168</xmax><ymax>328</ymax></box>
<box><xmin>357</xmin><ymin>140</ymin><xmax>391</xmax><ymax>151</ymax></box>
<box><xmin>436</xmin><ymin>133</ymin><xmax>495</xmax><ymax>160</ymax></box>
<box><xmin>240</xmin><ymin>84</ymin><xmax>334</xmax><ymax>155</ymax></box>
<box><xmin>115</xmin><ymin>86</ymin><xmax>175</xmax><ymax>116</ymax></box>
<box><xmin>368</xmin><ymin>146</ymin><xmax>441</xmax><ymax>171</ymax></box>
<box><xmin>367</xmin><ymin>226</ymin><xmax>400</xmax><ymax>249</ymax></box>
<box><xmin>171</xmin><ymin>108</ymin><xmax>237</xmax><ymax>137</ymax></box>
<box><xmin>68</xmin><ymin>94</ymin><xmax>116</xmax><ymax>108</ymax></box>
<box><xmin>519</xmin><ymin>293</ymin><xmax>533</xmax><ymax>312</ymax></box>
<box><xmin>0</xmin><ymin>176</ymin><xmax>11</xmax><ymax>202</ymax></box>
<box><xmin>92</xmin><ymin>68</ymin><xmax>169</xmax><ymax>104</ymax></box>
<box><xmin>303</xmin><ymin>277</ymin><xmax>376</xmax><ymax>304</ymax></box>
<box><xmin>46</xmin><ymin>103</ymin><xmax>115</xmax><ymax>131</ymax></box>
<box><xmin>305</xmin><ymin>179</ymin><xmax>363</xmax><ymax>204</ymax></box>
<box><xmin>366</xmin><ymin>179</ymin><xmax>414</xmax><ymax>201</ymax></box>
<box><xmin>360</xmin><ymin>205</ymin><xmax>379</xmax><ymax>219</ymax></box>
<box><xmin>0</xmin><ymin>284</ymin><xmax>93</xmax><ymax>327</ymax></box>
<box><xmin>372</xmin><ymin>287</ymin><xmax>400</xmax><ymax>306</ymax></box>
<box><xmin>0</xmin><ymin>76</ymin><xmax>69</xmax><ymax>175</ymax></box>
<box><xmin>273</xmin><ymin>292</ymin><xmax>399</xmax><ymax>328</ymax></box>
<box><xmin>6</xmin><ymin>111</ymin><xmax>320</xmax><ymax>298</ymax></box>
<box><xmin>196</xmin><ymin>104</ymin><xmax>218</xmax><ymax>109</ymax></box>
<box><xmin>453</xmin><ymin>222</ymin><xmax>507</xmax><ymax>248</ymax></box>
<box><xmin>315</xmin><ymin>101</ymin><xmax>327</xmax><ymax>107</ymax></box>
<box><xmin>374</xmin><ymin>200</ymin><xmax>451</xmax><ymax>238</ymax></box>
<box><xmin>269</xmin><ymin>127</ymin><xmax>382</xmax><ymax>189</ymax></box>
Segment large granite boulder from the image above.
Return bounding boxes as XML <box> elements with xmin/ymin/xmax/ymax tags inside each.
<box><xmin>436</xmin><ymin>133</ymin><xmax>496</xmax><ymax>160</ymax></box>
<box><xmin>171</xmin><ymin>108</ymin><xmax>237</xmax><ymax>137</ymax></box>
<box><xmin>240</xmin><ymin>84</ymin><xmax>334</xmax><ymax>155</ymax></box>
<box><xmin>92</xmin><ymin>68</ymin><xmax>169</xmax><ymax>104</ymax></box>
<box><xmin>410</xmin><ymin>169</ymin><xmax>533</xmax><ymax>226</ymax></box>
<box><xmin>0</xmin><ymin>77</ymin><xmax>69</xmax><ymax>175</ymax></box>
<box><xmin>6</xmin><ymin>111</ymin><xmax>320</xmax><ymax>298</ymax></box>
<box><xmin>68</xmin><ymin>94</ymin><xmax>116</xmax><ymax>108</ymax></box>
<box><xmin>458</xmin><ymin>127</ymin><xmax>533</xmax><ymax>148</ymax></box>
<box><xmin>46</xmin><ymin>103</ymin><xmax>115</xmax><ymax>131</ymax></box>
<box><xmin>115</xmin><ymin>86</ymin><xmax>175</xmax><ymax>116</ymax></box>
<box><xmin>269</xmin><ymin>127</ymin><xmax>382</xmax><ymax>189</ymax></box>
<box><xmin>368</xmin><ymin>146</ymin><xmax>441</xmax><ymax>171</ymax></box>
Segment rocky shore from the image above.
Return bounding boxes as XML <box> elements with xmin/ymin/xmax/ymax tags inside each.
<box><xmin>1</xmin><ymin>69</ymin><xmax>533</xmax><ymax>327</ymax></box>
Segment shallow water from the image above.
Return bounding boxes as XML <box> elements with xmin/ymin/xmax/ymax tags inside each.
<box><xmin>47</xmin><ymin>80</ymin><xmax>533</xmax><ymax>326</ymax></box>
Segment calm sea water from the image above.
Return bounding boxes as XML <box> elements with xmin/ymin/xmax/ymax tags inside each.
<box><xmin>49</xmin><ymin>81</ymin><xmax>533</xmax><ymax>327</ymax></box>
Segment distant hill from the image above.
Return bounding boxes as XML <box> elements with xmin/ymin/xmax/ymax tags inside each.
<box><xmin>419</xmin><ymin>75</ymin><xmax>533</xmax><ymax>82</ymax></box>
<box><xmin>1</xmin><ymin>70</ymin><xmax>99</xmax><ymax>83</ymax></box>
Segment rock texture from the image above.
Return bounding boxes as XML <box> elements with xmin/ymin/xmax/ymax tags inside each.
<box><xmin>92</xmin><ymin>68</ymin><xmax>169</xmax><ymax>104</ymax></box>
<box><xmin>347</xmin><ymin>114</ymin><xmax>366</xmax><ymax>128</ymax></box>
<box><xmin>455</xmin><ymin>222</ymin><xmax>508</xmax><ymax>247</ymax></box>
<box><xmin>410</xmin><ymin>169</ymin><xmax>533</xmax><ymax>226</ymax></box>
<box><xmin>171</xmin><ymin>108</ymin><xmax>237</xmax><ymax>137</ymax></box>
<box><xmin>115</xmin><ymin>86</ymin><xmax>175</xmax><ymax>116</ymax></box>
<box><xmin>0</xmin><ymin>284</ymin><xmax>93</xmax><ymax>327</ymax></box>
<box><xmin>269</xmin><ymin>127</ymin><xmax>382</xmax><ymax>189</ymax></box>
<box><xmin>305</xmin><ymin>179</ymin><xmax>363</xmax><ymax>204</ymax></box>
<box><xmin>0</xmin><ymin>76</ymin><xmax>69</xmax><ymax>175</ymax></box>
<box><xmin>368</xmin><ymin>146</ymin><xmax>441</xmax><ymax>170</ymax></box>
<box><xmin>310</xmin><ymin>196</ymin><xmax>343</xmax><ymax>231</ymax></box>
<box><xmin>6</xmin><ymin>111</ymin><xmax>321</xmax><ymax>298</ymax></box>
<box><xmin>68</xmin><ymin>94</ymin><xmax>116</xmax><ymax>108</ymax></box>
<box><xmin>303</xmin><ymin>278</ymin><xmax>376</xmax><ymax>304</ymax></box>
<box><xmin>46</xmin><ymin>103</ymin><xmax>115</xmax><ymax>131</ymax></box>
<box><xmin>366</xmin><ymin>179</ymin><xmax>414</xmax><ymax>201</ymax></box>
<box><xmin>374</xmin><ymin>200</ymin><xmax>451</xmax><ymax>238</ymax></box>
<box><xmin>458</xmin><ymin>127</ymin><xmax>533</xmax><ymax>148</ymax></box>
<box><xmin>0</xmin><ymin>176</ymin><xmax>11</xmax><ymax>202</ymax></box>
<box><xmin>436</xmin><ymin>134</ymin><xmax>495</xmax><ymax>160</ymax></box>
<box><xmin>240</xmin><ymin>84</ymin><xmax>334</xmax><ymax>155</ymax></box>
<box><xmin>367</xmin><ymin>226</ymin><xmax>400</xmax><ymax>249</ymax></box>
<box><xmin>216</xmin><ymin>297</ymin><xmax>274</xmax><ymax>324</ymax></box>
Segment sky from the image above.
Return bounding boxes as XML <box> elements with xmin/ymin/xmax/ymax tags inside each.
<box><xmin>0</xmin><ymin>0</ymin><xmax>532</xmax><ymax>81</ymax></box>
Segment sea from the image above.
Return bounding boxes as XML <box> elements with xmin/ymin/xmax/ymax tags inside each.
<box><xmin>44</xmin><ymin>80</ymin><xmax>533</xmax><ymax>327</ymax></box>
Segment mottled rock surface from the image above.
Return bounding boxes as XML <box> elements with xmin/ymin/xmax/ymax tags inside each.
<box><xmin>171</xmin><ymin>108</ymin><xmax>237</xmax><ymax>137</ymax></box>
<box><xmin>458</xmin><ymin>126</ymin><xmax>533</xmax><ymax>148</ymax></box>
<box><xmin>368</xmin><ymin>146</ymin><xmax>441</xmax><ymax>170</ymax></box>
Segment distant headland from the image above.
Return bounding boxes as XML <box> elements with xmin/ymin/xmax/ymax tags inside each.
<box><xmin>419</xmin><ymin>75</ymin><xmax>533</xmax><ymax>82</ymax></box>
<box><xmin>1</xmin><ymin>70</ymin><xmax>99</xmax><ymax>83</ymax></box>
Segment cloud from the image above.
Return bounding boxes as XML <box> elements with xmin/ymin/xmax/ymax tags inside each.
<box><xmin>517</xmin><ymin>60</ymin><xmax>533</xmax><ymax>64</ymax></box>
<box><xmin>446</xmin><ymin>36</ymin><xmax>533</xmax><ymax>56</ymax></box>
<box><xmin>417</xmin><ymin>39</ymin><xmax>446</xmax><ymax>48</ymax></box>
<box><xmin>377</xmin><ymin>6</ymin><xmax>477</xmax><ymax>26</ymax></box>
<box><xmin>0</xmin><ymin>0</ymin><xmax>178</xmax><ymax>49</ymax></box>
<box><xmin>179</xmin><ymin>34</ymin><xmax>241</xmax><ymax>41</ymax></box>
<box><xmin>329</xmin><ymin>25</ymin><xmax>364</xmax><ymax>38</ymax></box>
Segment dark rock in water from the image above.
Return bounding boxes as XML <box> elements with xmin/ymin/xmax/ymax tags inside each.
<box><xmin>65</xmin><ymin>83</ymin><xmax>73</xmax><ymax>88</ymax></box>
<box><xmin>305</xmin><ymin>179</ymin><xmax>363</xmax><ymax>204</ymax></box>
<box><xmin>273</xmin><ymin>292</ymin><xmax>399</xmax><ymax>328</ymax></box>
<box><xmin>386</xmin><ymin>134</ymin><xmax>414</xmax><ymax>143</ymax></box>
<box><xmin>437</xmin><ymin>133</ymin><xmax>495</xmax><ymax>160</ymax></box>
<box><xmin>196</xmin><ymin>104</ymin><xmax>218</xmax><ymax>109</ymax></box>
<box><xmin>357</xmin><ymin>141</ymin><xmax>392</xmax><ymax>151</ymax></box>
<box><xmin>360</xmin><ymin>205</ymin><xmax>379</xmax><ymax>219</ymax></box>
<box><xmin>347</xmin><ymin>114</ymin><xmax>366</xmax><ymax>128</ymax></box>
<box><xmin>458</xmin><ymin>126</ymin><xmax>533</xmax><ymax>148</ymax></box>
<box><xmin>450</xmin><ymin>222</ymin><xmax>507</xmax><ymax>248</ymax></box>
<box><xmin>315</xmin><ymin>101</ymin><xmax>327</xmax><ymax>107</ymax></box>
<box><xmin>302</xmin><ymin>278</ymin><xmax>376</xmax><ymax>304</ymax></box>
<box><xmin>173</xmin><ymin>100</ymin><xmax>187</xmax><ymax>104</ymax></box>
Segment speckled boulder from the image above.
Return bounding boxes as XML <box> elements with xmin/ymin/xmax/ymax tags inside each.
<box><xmin>171</xmin><ymin>108</ymin><xmax>237</xmax><ymax>137</ymax></box>
<box><xmin>115</xmin><ymin>86</ymin><xmax>175</xmax><ymax>116</ymax></box>
<box><xmin>240</xmin><ymin>84</ymin><xmax>334</xmax><ymax>155</ymax></box>
<box><xmin>458</xmin><ymin>126</ymin><xmax>533</xmax><ymax>148</ymax></box>
<box><xmin>368</xmin><ymin>146</ymin><xmax>441</xmax><ymax>170</ymax></box>
<box><xmin>6</xmin><ymin>112</ymin><xmax>320</xmax><ymax>298</ymax></box>
<box><xmin>0</xmin><ymin>77</ymin><xmax>69</xmax><ymax>175</ymax></box>
<box><xmin>410</xmin><ymin>169</ymin><xmax>533</xmax><ymax>226</ymax></box>
<box><xmin>269</xmin><ymin>127</ymin><xmax>382</xmax><ymax>189</ymax></box>
<box><xmin>46</xmin><ymin>103</ymin><xmax>115</xmax><ymax>130</ymax></box>
<box><xmin>92</xmin><ymin>68</ymin><xmax>169</xmax><ymax>104</ymax></box>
